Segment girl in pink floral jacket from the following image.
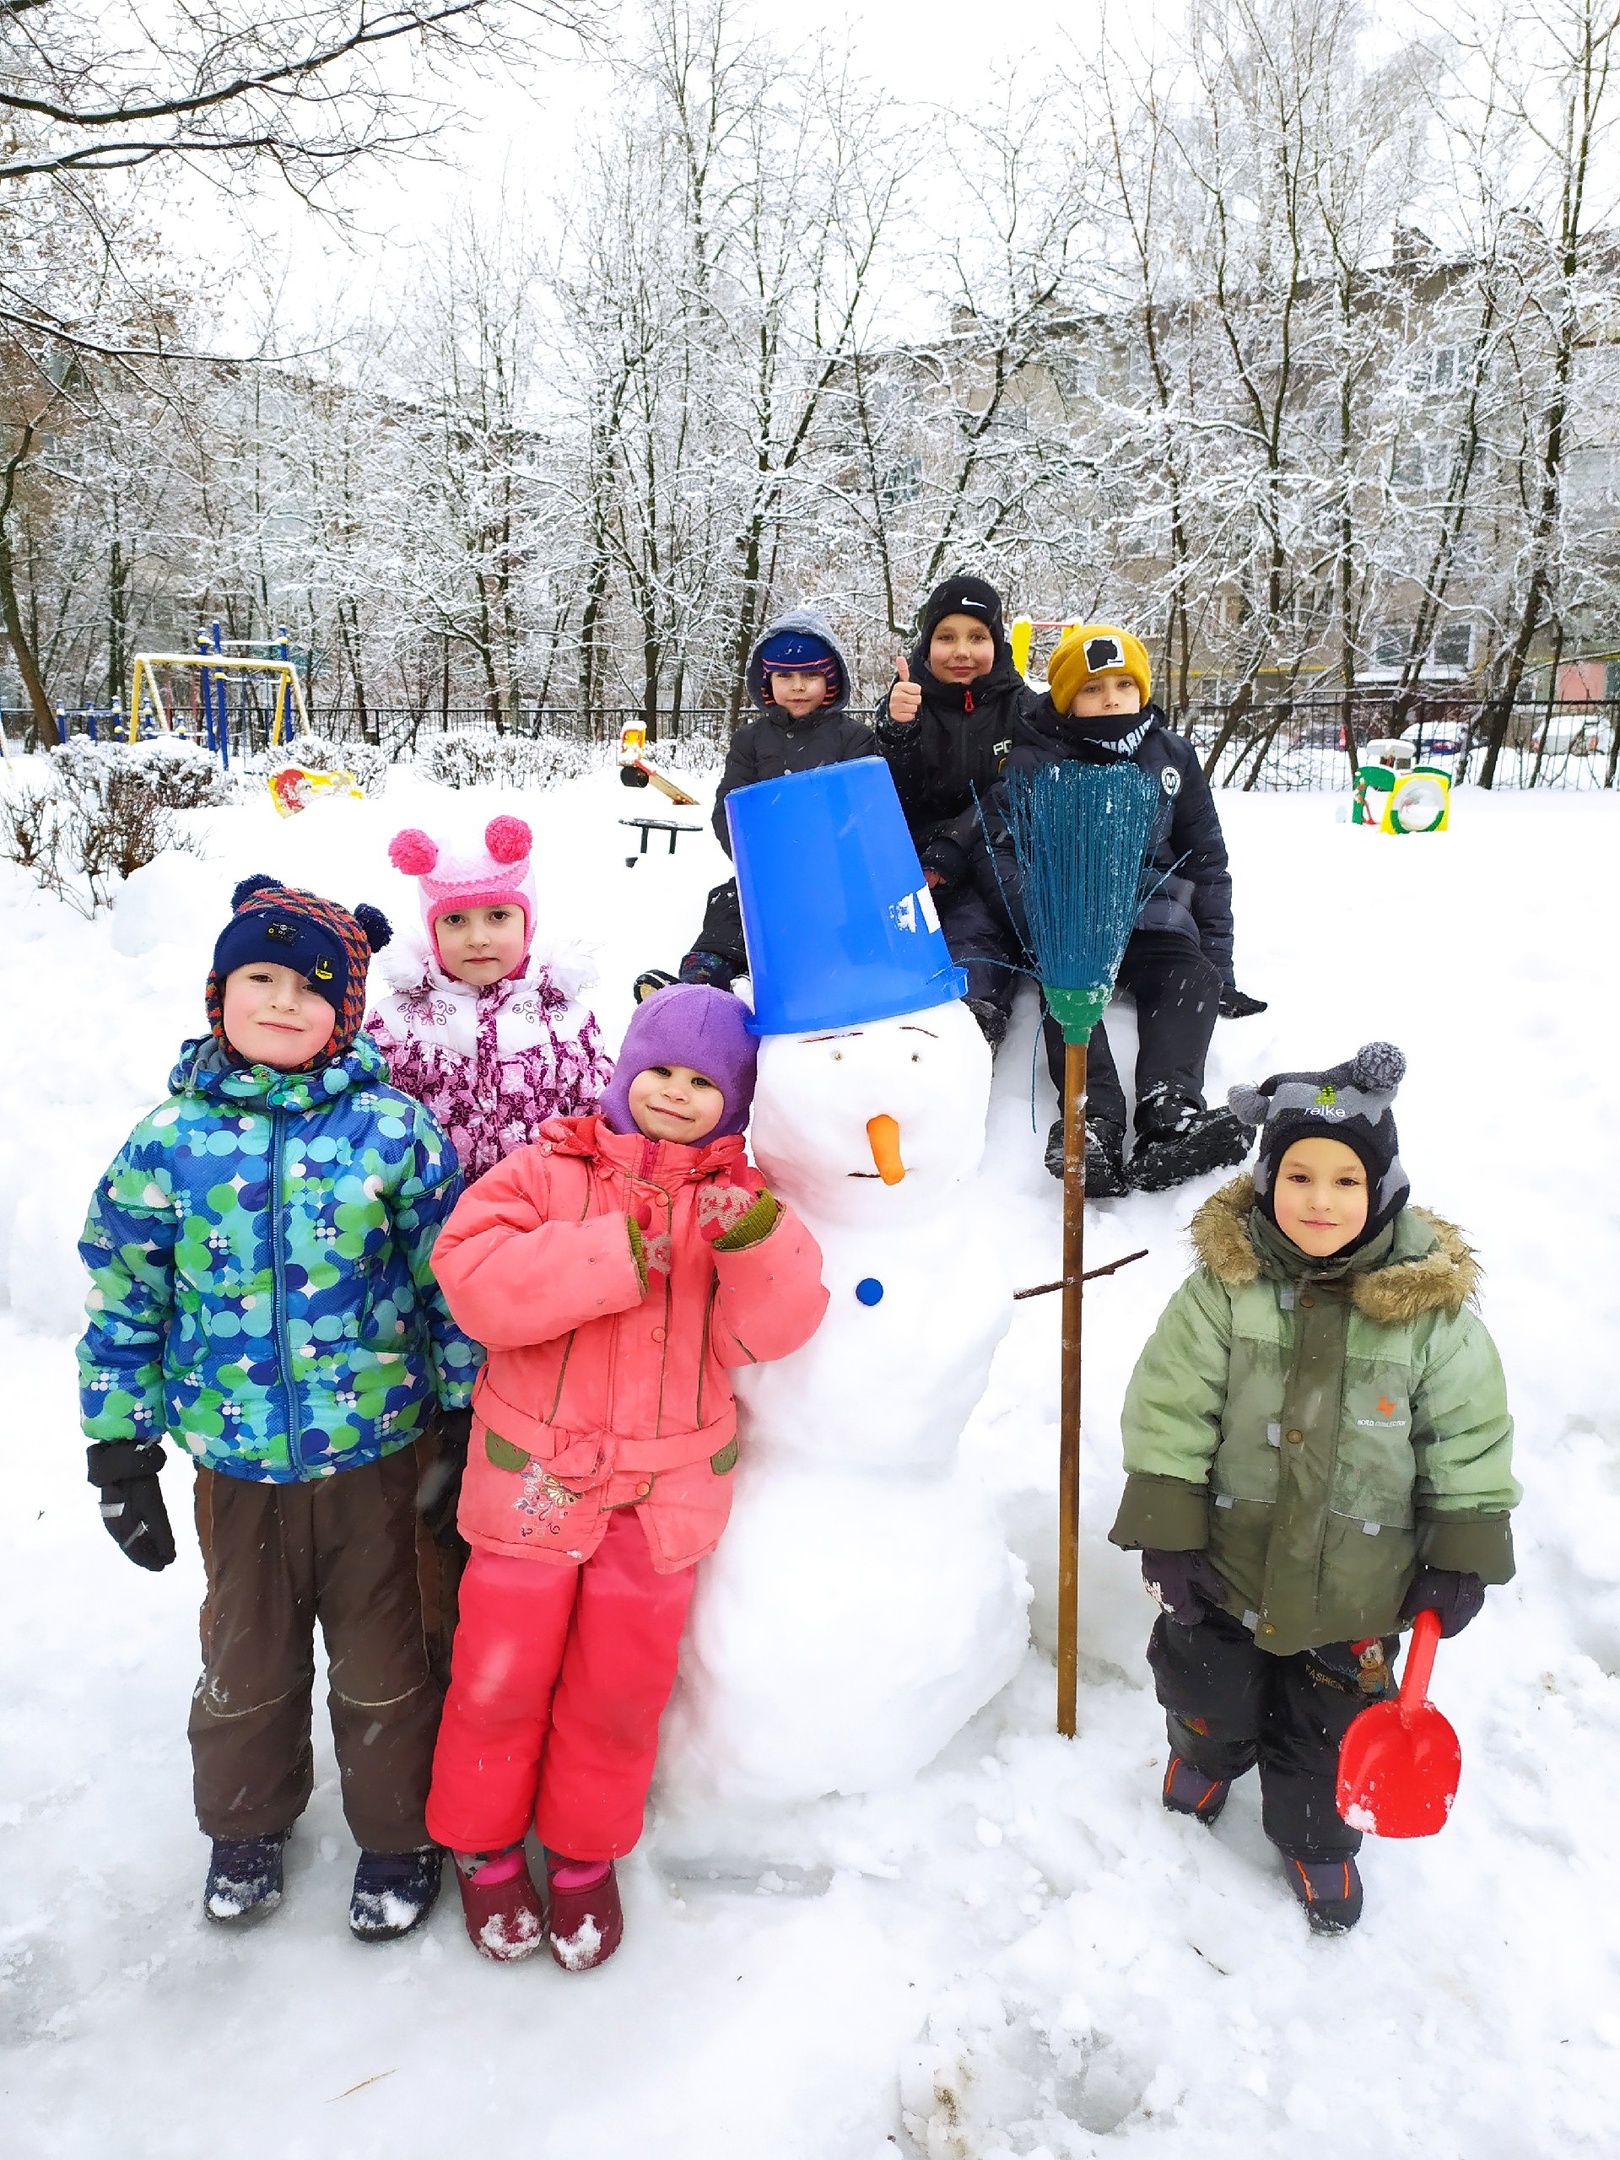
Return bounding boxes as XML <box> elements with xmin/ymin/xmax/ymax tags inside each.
<box><xmin>367</xmin><ymin>816</ymin><xmax>613</xmax><ymax>1184</ymax></box>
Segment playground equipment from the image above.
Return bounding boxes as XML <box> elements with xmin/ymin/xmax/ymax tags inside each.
<box><xmin>1009</xmin><ymin>617</ymin><xmax>1081</xmax><ymax>680</ymax></box>
<box><xmin>1353</xmin><ymin>738</ymin><xmax>1452</xmax><ymax>833</ymax></box>
<box><xmin>267</xmin><ymin>766</ymin><xmax>363</xmax><ymax>817</ymax></box>
<box><xmin>128</xmin><ymin>623</ymin><xmax>310</xmax><ymax>769</ymax></box>
<box><xmin>617</xmin><ymin>721</ymin><xmax>700</xmax><ymax>806</ymax></box>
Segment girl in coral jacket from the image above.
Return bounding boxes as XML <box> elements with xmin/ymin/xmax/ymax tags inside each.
<box><xmin>426</xmin><ymin>984</ymin><xmax>828</xmax><ymax>1968</ymax></box>
<box><xmin>367</xmin><ymin>815</ymin><xmax>613</xmax><ymax>1185</ymax></box>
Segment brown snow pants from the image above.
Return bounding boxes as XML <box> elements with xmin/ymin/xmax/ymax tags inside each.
<box><xmin>188</xmin><ymin>1446</ymin><xmax>445</xmax><ymax>1851</ymax></box>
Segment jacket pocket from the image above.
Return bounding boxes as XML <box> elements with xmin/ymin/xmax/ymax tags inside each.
<box><xmin>1205</xmin><ymin>1498</ymin><xmax>1272</xmax><ymax>1621</ymax></box>
<box><xmin>1332</xmin><ymin>1368</ymin><xmax>1417</xmax><ymax>1527</ymax></box>
<box><xmin>1317</xmin><ymin>1512</ymin><xmax>1415</xmax><ymax>1640</ymax></box>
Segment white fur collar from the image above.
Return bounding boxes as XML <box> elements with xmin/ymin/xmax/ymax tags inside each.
<box><xmin>372</xmin><ymin>924</ymin><xmax>598</xmax><ymax>1004</ymax></box>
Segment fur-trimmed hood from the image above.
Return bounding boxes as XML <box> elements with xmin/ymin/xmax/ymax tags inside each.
<box><xmin>1190</xmin><ymin>1175</ymin><xmax>1479</xmax><ymax>1322</ymax></box>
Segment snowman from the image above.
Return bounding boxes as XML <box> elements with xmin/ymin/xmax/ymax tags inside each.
<box><xmin>661</xmin><ymin>759</ymin><xmax>1031</xmax><ymax>1807</ymax></box>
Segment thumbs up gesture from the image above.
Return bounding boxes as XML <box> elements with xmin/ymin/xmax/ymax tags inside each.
<box><xmin>887</xmin><ymin>654</ymin><xmax>922</xmax><ymax>724</ymax></box>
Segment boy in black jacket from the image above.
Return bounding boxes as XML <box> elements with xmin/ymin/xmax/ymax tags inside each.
<box><xmin>633</xmin><ymin>608</ymin><xmax>871</xmax><ymax>999</ymax></box>
<box><xmin>966</xmin><ymin>624</ymin><xmax>1266</xmax><ymax>1194</ymax></box>
<box><xmin>874</xmin><ymin>574</ymin><xmax>1037</xmax><ymax>1046</ymax></box>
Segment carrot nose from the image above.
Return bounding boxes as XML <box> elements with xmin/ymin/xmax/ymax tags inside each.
<box><xmin>866</xmin><ymin>1115</ymin><xmax>906</xmax><ymax>1184</ymax></box>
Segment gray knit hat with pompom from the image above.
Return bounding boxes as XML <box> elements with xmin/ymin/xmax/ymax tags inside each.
<box><xmin>1230</xmin><ymin>1042</ymin><xmax>1409</xmax><ymax>1243</ymax></box>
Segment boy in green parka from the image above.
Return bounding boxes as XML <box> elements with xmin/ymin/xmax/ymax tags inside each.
<box><xmin>1108</xmin><ymin>1043</ymin><xmax>1517</xmax><ymax>1935</ymax></box>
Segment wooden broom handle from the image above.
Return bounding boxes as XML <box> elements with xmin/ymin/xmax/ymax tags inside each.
<box><xmin>1058</xmin><ymin>1038</ymin><xmax>1086</xmax><ymax>1739</ymax></box>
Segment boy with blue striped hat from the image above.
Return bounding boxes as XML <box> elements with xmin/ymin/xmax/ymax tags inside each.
<box><xmin>632</xmin><ymin>608</ymin><xmax>872</xmax><ymax>1002</ymax></box>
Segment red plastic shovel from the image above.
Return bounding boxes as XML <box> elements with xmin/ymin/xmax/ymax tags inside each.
<box><xmin>1336</xmin><ymin>1609</ymin><xmax>1461</xmax><ymax>1838</ymax></box>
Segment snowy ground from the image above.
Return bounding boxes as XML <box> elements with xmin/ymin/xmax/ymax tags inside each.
<box><xmin>3</xmin><ymin>764</ymin><xmax>1619</xmax><ymax>2157</ymax></box>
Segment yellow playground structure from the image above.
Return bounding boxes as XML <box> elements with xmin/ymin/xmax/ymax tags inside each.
<box><xmin>127</xmin><ymin>627</ymin><xmax>309</xmax><ymax>765</ymax></box>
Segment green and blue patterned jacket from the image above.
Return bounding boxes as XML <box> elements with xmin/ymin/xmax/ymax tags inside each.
<box><xmin>78</xmin><ymin>1034</ymin><xmax>479</xmax><ymax>1483</ymax></box>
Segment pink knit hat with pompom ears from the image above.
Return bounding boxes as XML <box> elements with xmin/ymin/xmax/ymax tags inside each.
<box><xmin>387</xmin><ymin>816</ymin><xmax>538</xmax><ymax>971</ymax></box>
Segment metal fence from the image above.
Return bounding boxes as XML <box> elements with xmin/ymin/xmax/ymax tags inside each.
<box><xmin>1169</xmin><ymin>691</ymin><xmax>1620</xmax><ymax>791</ymax></box>
<box><xmin>6</xmin><ymin>691</ymin><xmax>1620</xmax><ymax>790</ymax></box>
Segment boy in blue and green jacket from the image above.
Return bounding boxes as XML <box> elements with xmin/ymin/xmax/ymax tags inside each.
<box><xmin>78</xmin><ymin>874</ymin><xmax>479</xmax><ymax>1942</ymax></box>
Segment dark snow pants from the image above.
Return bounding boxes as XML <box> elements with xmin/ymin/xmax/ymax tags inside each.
<box><xmin>687</xmin><ymin>879</ymin><xmax>747</xmax><ymax>977</ymax></box>
<box><xmin>189</xmin><ymin>1447</ymin><xmax>444</xmax><ymax>1851</ymax></box>
<box><xmin>1147</xmin><ymin>1606</ymin><xmax>1398</xmax><ymax>1860</ymax></box>
<box><xmin>938</xmin><ymin>885</ymin><xmax>1026</xmax><ymax>1019</ymax></box>
<box><xmin>1042</xmin><ymin>929</ymin><xmax>1222</xmax><ymax>1132</ymax></box>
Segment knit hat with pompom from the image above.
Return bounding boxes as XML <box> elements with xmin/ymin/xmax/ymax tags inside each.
<box><xmin>387</xmin><ymin>816</ymin><xmax>537</xmax><ymax>970</ymax></box>
<box><xmin>1229</xmin><ymin>1041</ymin><xmax>1409</xmax><ymax>1246</ymax></box>
<box><xmin>209</xmin><ymin>875</ymin><xmax>392</xmax><ymax>1069</ymax></box>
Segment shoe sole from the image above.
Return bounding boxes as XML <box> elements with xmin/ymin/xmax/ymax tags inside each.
<box><xmin>1162</xmin><ymin>1793</ymin><xmax>1228</xmax><ymax>1825</ymax></box>
<box><xmin>1127</xmin><ymin>1132</ymin><xmax>1252</xmax><ymax>1194</ymax></box>
<box><xmin>204</xmin><ymin>1887</ymin><xmax>283</xmax><ymax>1927</ymax></box>
<box><xmin>350</xmin><ymin>1882</ymin><xmax>442</xmax><ymax>1943</ymax></box>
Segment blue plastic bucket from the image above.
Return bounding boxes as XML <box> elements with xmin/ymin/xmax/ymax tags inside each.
<box><xmin>726</xmin><ymin>757</ymin><xmax>968</xmax><ymax>1035</ymax></box>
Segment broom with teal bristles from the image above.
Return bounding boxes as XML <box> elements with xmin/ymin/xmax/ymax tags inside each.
<box><xmin>1003</xmin><ymin>759</ymin><xmax>1159</xmax><ymax>1738</ymax></box>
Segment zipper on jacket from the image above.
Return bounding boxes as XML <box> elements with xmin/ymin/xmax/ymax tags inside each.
<box><xmin>547</xmin><ymin>1169</ymin><xmax>598</xmax><ymax>1425</ymax></box>
<box><xmin>694</xmin><ymin>1277</ymin><xmax>719</xmax><ymax>1427</ymax></box>
<box><xmin>269</xmin><ymin>1109</ymin><xmax>305</xmax><ymax>1478</ymax></box>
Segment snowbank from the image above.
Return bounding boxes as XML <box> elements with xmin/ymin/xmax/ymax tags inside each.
<box><xmin>3</xmin><ymin>767</ymin><xmax>1618</xmax><ymax>2156</ymax></box>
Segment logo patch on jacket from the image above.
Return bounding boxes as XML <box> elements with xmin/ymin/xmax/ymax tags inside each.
<box><xmin>1161</xmin><ymin>766</ymin><xmax>1181</xmax><ymax>796</ymax></box>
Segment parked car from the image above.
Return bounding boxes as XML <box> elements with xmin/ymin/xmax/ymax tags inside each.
<box><xmin>1401</xmin><ymin>723</ymin><xmax>1470</xmax><ymax>762</ymax></box>
<box><xmin>1527</xmin><ymin>712</ymin><xmax>1610</xmax><ymax>756</ymax></box>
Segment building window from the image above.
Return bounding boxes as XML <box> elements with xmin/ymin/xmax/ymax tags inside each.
<box><xmin>1373</xmin><ymin>625</ymin><xmax>1413</xmax><ymax>667</ymax></box>
<box><xmin>1433</xmin><ymin>622</ymin><xmax>1473</xmax><ymax>667</ymax></box>
<box><xmin>879</xmin><ymin>457</ymin><xmax>921</xmax><ymax>507</ymax></box>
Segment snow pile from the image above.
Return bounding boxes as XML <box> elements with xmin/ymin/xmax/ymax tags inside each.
<box><xmin>3</xmin><ymin>763</ymin><xmax>1619</xmax><ymax>2157</ymax></box>
<box><xmin>667</xmin><ymin>1000</ymin><xmax>1029</xmax><ymax>1807</ymax></box>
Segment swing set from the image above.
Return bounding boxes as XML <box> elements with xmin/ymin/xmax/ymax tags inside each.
<box><xmin>126</xmin><ymin>624</ymin><xmax>310</xmax><ymax>769</ymax></box>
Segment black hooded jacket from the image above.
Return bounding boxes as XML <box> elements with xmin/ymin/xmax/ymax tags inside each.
<box><xmin>958</xmin><ymin>697</ymin><xmax>1237</xmax><ymax>984</ymax></box>
<box><xmin>710</xmin><ymin>606</ymin><xmax>874</xmax><ymax>856</ymax></box>
<box><xmin>872</xmin><ymin>575</ymin><xmax>1038</xmax><ymax>878</ymax></box>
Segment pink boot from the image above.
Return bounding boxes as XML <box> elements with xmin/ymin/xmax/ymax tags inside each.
<box><xmin>545</xmin><ymin>1857</ymin><xmax>623</xmax><ymax>1972</ymax></box>
<box><xmin>452</xmin><ymin>1846</ymin><xmax>547</xmax><ymax>1963</ymax></box>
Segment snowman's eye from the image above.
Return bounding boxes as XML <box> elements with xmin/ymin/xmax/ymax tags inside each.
<box><xmin>911</xmin><ymin>1053</ymin><xmax>920</xmax><ymax>1063</ymax></box>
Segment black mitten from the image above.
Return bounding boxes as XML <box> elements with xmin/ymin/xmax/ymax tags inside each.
<box><xmin>86</xmin><ymin>1440</ymin><xmax>176</xmax><ymax>1572</ymax></box>
<box><xmin>1141</xmin><ymin>1547</ymin><xmax>1226</xmax><ymax>1626</ymax></box>
<box><xmin>1219</xmin><ymin>986</ymin><xmax>1269</xmax><ymax>1019</ymax></box>
<box><xmin>419</xmin><ymin>1408</ymin><xmax>472</xmax><ymax>1543</ymax></box>
<box><xmin>1400</xmin><ymin>1565</ymin><xmax>1485</xmax><ymax>1639</ymax></box>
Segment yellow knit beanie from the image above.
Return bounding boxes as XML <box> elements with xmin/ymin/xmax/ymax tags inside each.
<box><xmin>1046</xmin><ymin>624</ymin><xmax>1152</xmax><ymax>715</ymax></box>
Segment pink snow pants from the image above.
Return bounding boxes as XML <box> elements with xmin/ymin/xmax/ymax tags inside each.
<box><xmin>425</xmin><ymin>1508</ymin><xmax>696</xmax><ymax>1862</ymax></box>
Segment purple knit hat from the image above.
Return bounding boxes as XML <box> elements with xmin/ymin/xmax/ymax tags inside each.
<box><xmin>600</xmin><ymin>985</ymin><xmax>759</xmax><ymax>1139</ymax></box>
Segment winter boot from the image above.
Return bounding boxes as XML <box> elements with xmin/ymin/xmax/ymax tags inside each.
<box><xmin>632</xmin><ymin>967</ymin><xmax>677</xmax><ymax>1004</ymax></box>
<box><xmin>1045</xmin><ymin>1116</ymin><xmax>1129</xmax><ymax>1199</ymax></box>
<box><xmin>677</xmin><ymin>948</ymin><xmax>737</xmax><ymax>991</ymax></box>
<box><xmin>963</xmin><ymin>997</ymin><xmax>1009</xmax><ymax>1051</ymax></box>
<box><xmin>1161</xmin><ymin>1753</ymin><xmax>1231</xmax><ymax>1824</ymax></box>
<box><xmin>1285</xmin><ymin>1855</ymin><xmax>1363</xmax><ymax>1936</ymax></box>
<box><xmin>349</xmin><ymin>1845</ymin><xmax>442</xmax><ymax>1943</ymax></box>
<box><xmin>1128</xmin><ymin>1092</ymin><xmax>1253</xmax><ymax>1194</ymax></box>
<box><xmin>203</xmin><ymin>1832</ymin><xmax>287</xmax><ymax>1926</ymax></box>
<box><xmin>545</xmin><ymin>1856</ymin><xmax>624</xmax><ymax>1972</ymax></box>
<box><xmin>452</xmin><ymin>1845</ymin><xmax>548</xmax><ymax>1963</ymax></box>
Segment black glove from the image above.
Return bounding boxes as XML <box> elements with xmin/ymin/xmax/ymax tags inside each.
<box><xmin>919</xmin><ymin>834</ymin><xmax>970</xmax><ymax>892</ymax></box>
<box><xmin>419</xmin><ymin>1408</ymin><xmax>472</xmax><ymax>1543</ymax></box>
<box><xmin>1400</xmin><ymin>1565</ymin><xmax>1485</xmax><ymax>1639</ymax></box>
<box><xmin>86</xmin><ymin>1440</ymin><xmax>176</xmax><ymax>1572</ymax></box>
<box><xmin>1141</xmin><ymin>1547</ymin><xmax>1226</xmax><ymax>1626</ymax></box>
<box><xmin>1219</xmin><ymin>986</ymin><xmax>1268</xmax><ymax>1019</ymax></box>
